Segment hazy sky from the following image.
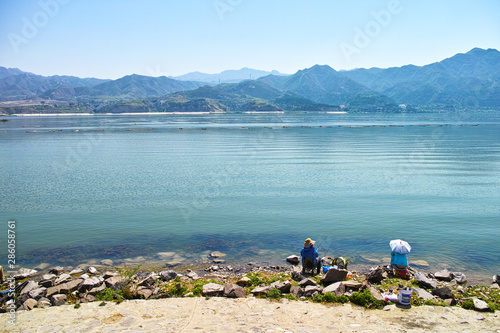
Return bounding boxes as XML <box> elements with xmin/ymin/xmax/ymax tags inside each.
<box><xmin>1</xmin><ymin>0</ymin><xmax>499</xmax><ymax>79</ymax></box>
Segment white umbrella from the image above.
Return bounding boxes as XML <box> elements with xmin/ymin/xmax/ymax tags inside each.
<box><xmin>389</xmin><ymin>239</ymin><xmax>411</xmax><ymax>254</ymax></box>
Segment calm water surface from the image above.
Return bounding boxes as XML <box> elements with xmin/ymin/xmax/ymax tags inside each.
<box><xmin>1</xmin><ymin>111</ymin><xmax>499</xmax><ymax>278</ymax></box>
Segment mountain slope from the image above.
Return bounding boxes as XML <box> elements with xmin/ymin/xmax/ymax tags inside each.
<box><xmin>343</xmin><ymin>48</ymin><xmax>500</xmax><ymax>107</ymax></box>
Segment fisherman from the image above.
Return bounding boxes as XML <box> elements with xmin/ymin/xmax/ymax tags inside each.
<box><xmin>301</xmin><ymin>238</ymin><xmax>321</xmax><ymax>275</ymax></box>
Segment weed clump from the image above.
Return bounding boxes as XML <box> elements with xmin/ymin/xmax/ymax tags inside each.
<box><xmin>349</xmin><ymin>289</ymin><xmax>386</xmax><ymax>309</ymax></box>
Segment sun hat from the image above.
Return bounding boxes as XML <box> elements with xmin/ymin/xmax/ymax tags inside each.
<box><xmin>304</xmin><ymin>238</ymin><xmax>316</xmax><ymax>248</ymax></box>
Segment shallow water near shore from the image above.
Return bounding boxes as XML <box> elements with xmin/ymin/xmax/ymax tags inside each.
<box><xmin>1</xmin><ymin>111</ymin><xmax>499</xmax><ymax>281</ymax></box>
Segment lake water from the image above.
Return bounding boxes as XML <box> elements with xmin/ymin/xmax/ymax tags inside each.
<box><xmin>1</xmin><ymin>111</ymin><xmax>499</xmax><ymax>280</ymax></box>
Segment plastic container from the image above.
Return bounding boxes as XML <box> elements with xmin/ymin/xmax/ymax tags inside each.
<box><xmin>322</xmin><ymin>266</ymin><xmax>332</xmax><ymax>273</ymax></box>
<box><xmin>398</xmin><ymin>288</ymin><xmax>412</xmax><ymax>305</ymax></box>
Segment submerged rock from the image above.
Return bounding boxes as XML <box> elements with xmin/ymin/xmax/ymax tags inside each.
<box><xmin>286</xmin><ymin>255</ymin><xmax>300</xmax><ymax>265</ymax></box>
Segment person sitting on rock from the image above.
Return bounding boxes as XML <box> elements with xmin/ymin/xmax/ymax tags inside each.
<box><xmin>390</xmin><ymin>251</ymin><xmax>409</xmax><ymax>279</ymax></box>
<box><xmin>301</xmin><ymin>238</ymin><xmax>321</xmax><ymax>275</ymax></box>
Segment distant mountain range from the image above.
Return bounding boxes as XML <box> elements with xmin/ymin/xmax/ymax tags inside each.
<box><xmin>171</xmin><ymin>67</ymin><xmax>288</xmax><ymax>84</ymax></box>
<box><xmin>1</xmin><ymin>48</ymin><xmax>499</xmax><ymax>114</ymax></box>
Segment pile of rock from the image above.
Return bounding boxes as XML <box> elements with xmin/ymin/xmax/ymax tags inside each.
<box><xmin>0</xmin><ymin>266</ymin><xmax>182</xmax><ymax>311</ymax></box>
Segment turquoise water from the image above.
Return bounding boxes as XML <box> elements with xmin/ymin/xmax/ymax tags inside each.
<box><xmin>1</xmin><ymin>111</ymin><xmax>499</xmax><ymax>277</ymax></box>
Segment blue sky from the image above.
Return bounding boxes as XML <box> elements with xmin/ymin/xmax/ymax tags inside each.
<box><xmin>1</xmin><ymin>0</ymin><xmax>499</xmax><ymax>79</ymax></box>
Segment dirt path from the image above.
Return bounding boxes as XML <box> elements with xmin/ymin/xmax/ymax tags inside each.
<box><xmin>1</xmin><ymin>297</ymin><xmax>499</xmax><ymax>333</ymax></box>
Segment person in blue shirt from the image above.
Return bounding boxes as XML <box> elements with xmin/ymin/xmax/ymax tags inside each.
<box><xmin>390</xmin><ymin>251</ymin><xmax>409</xmax><ymax>278</ymax></box>
<box><xmin>301</xmin><ymin>238</ymin><xmax>321</xmax><ymax>275</ymax></box>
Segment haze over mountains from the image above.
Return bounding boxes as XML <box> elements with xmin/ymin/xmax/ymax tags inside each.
<box><xmin>0</xmin><ymin>48</ymin><xmax>499</xmax><ymax>114</ymax></box>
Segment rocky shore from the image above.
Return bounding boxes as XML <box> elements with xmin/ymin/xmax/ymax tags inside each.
<box><xmin>1</xmin><ymin>254</ymin><xmax>499</xmax><ymax>332</ymax></box>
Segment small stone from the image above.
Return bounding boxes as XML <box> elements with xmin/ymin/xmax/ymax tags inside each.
<box><xmin>186</xmin><ymin>272</ymin><xmax>199</xmax><ymax>280</ymax></box>
<box><xmin>286</xmin><ymin>255</ymin><xmax>300</xmax><ymax>265</ymax></box>
<box><xmin>383</xmin><ymin>305</ymin><xmax>393</xmax><ymax>311</ymax></box>
<box><xmin>51</xmin><ymin>294</ymin><xmax>67</xmax><ymax>306</ymax></box>
<box><xmin>88</xmin><ymin>267</ymin><xmax>97</xmax><ymax>274</ymax></box>
<box><xmin>213</xmin><ymin>259</ymin><xmax>225</xmax><ymax>264</ymax></box>
<box><xmin>209</xmin><ymin>252</ymin><xmax>220</xmax><ymax>258</ymax></box>
<box><xmin>138</xmin><ymin>276</ymin><xmax>155</xmax><ymax>287</ymax></box>
<box><xmin>23</xmin><ymin>298</ymin><xmax>38</xmax><ymax>310</ymax></box>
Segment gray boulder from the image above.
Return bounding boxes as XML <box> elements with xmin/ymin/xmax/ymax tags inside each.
<box><xmin>473</xmin><ymin>298</ymin><xmax>490</xmax><ymax>311</ymax></box>
<box><xmin>54</xmin><ymin>273</ymin><xmax>72</xmax><ymax>286</ymax></box>
<box><xmin>303</xmin><ymin>285</ymin><xmax>323</xmax><ymax>297</ymax></box>
<box><xmin>342</xmin><ymin>280</ymin><xmax>362</xmax><ymax>290</ymax></box>
<box><xmin>88</xmin><ymin>283</ymin><xmax>106</xmax><ymax>296</ymax></box>
<box><xmin>20</xmin><ymin>281</ymin><xmax>39</xmax><ymax>296</ymax></box>
<box><xmin>451</xmin><ymin>272</ymin><xmax>467</xmax><ymax>284</ymax></box>
<box><xmin>369</xmin><ymin>287</ymin><xmax>385</xmax><ymax>302</ymax></box>
<box><xmin>414</xmin><ymin>271</ymin><xmax>438</xmax><ymax>289</ymax></box>
<box><xmin>366</xmin><ymin>267</ymin><xmax>385</xmax><ymax>283</ymax></box>
<box><xmin>28</xmin><ymin>287</ymin><xmax>47</xmax><ymax>300</ymax></box>
<box><xmin>223</xmin><ymin>284</ymin><xmax>246</xmax><ymax>298</ymax></box>
<box><xmin>59</xmin><ymin>279</ymin><xmax>83</xmax><ymax>294</ymax></box>
<box><xmin>290</xmin><ymin>286</ymin><xmax>304</xmax><ymax>298</ymax></box>
<box><xmin>138</xmin><ymin>276</ymin><xmax>155</xmax><ymax>287</ymax></box>
<box><xmin>37</xmin><ymin>297</ymin><xmax>51</xmax><ymax>308</ymax></box>
<box><xmin>322</xmin><ymin>282</ymin><xmax>345</xmax><ymax>296</ymax></box>
<box><xmin>51</xmin><ymin>294</ymin><xmax>67</xmax><ymax>306</ymax></box>
<box><xmin>14</xmin><ymin>268</ymin><xmax>37</xmax><ymax>280</ymax></box>
<box><xmin>202</xmin><ymin>283</ymin><xmax>224</xmax><ymax>297</ymax></box>
<box><xmin>493</xmin><ymin>275</ymin><xmax>500</xmax><ymax>284</ymax></box>
<box><xmin>69</xmin><ymin>268</ymin><xmax>84</xmax><ymax>276</ymax></box>
<box><xmin>270</xmin><ymin>280</ymin><xmax>291</xmax><ymax>293</ymax></box>
<box><xmin>136</xmin><ymin>287</ymin><xmax>153</xmax><ymax>299</ymax></box>
<box><xmin>431</xmin><ymin>286</ymin><xmax>454</xmax><ymax>300</ymax></box>
<box><xmin>298</xmin><ymin>278</ymin><xmax>319</xmax><ymax>287</ymax></box>
<box><xmin>434</xmin><ymin>269</ymin><xmax>452</xmax><ymax>282</ymax></box>
<box><xmin>23</xmin><ymin>298</ymin><xmax>38</xmax><ymax>311</ymax></box>
<box><xmin>286</xmin><ymin>255</ymin><xmax>300</xmax><ymax>265</ymax></box>
<box><xmin>412</xmin><ymin>287</ymin><xmax>435</xmax><ymax>301</ymax></box>
<box><xmin>250</xmin><ymin>286</ymin><xmax>272</xmax><ymax>296</ymax></box>
<box><xmin>321</xmin><ymin>268</ymin><xmax>348</xmax><ymax>285</ymax></box>
<box><xmin>48</xmin><ymin>266</ymin><xmax>65</xmax><ymax>275</ymax></box>
<box><xmin>159</xmin><ymin>270</ymin><xmax>177</xmax><ymax>281</ymax></box>
<box><xmin>105</xmin><ymin>276</ymin><xmax>126</xmax><ymax>290</ymax></box>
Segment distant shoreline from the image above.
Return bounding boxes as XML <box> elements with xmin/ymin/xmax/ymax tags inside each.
<box><xmin>4</xmin><ymin>111</ymin><xmax>349</xmax><ymax>117</ymax></box>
